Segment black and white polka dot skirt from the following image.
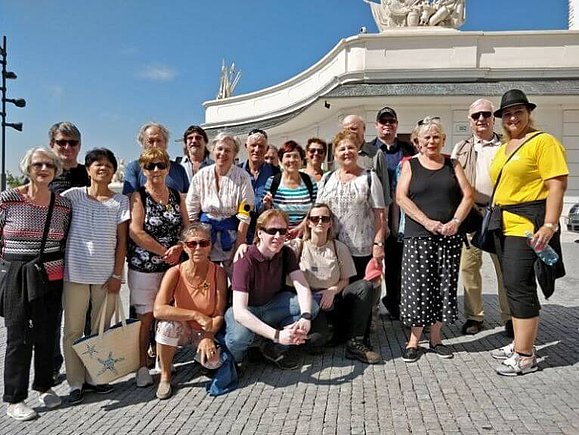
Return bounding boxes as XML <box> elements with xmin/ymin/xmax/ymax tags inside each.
<box><xmin>400</xmin><ymin>235</ymin><xmax>462</xmax><ymax>327</ymax></box>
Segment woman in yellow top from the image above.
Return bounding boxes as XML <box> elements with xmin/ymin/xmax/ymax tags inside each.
<box><xmin>489</xmin><ymin>89</ymin><xmax>568</xmax><ymax>376</ymax></box>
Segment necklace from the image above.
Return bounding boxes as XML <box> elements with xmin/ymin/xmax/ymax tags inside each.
<box><xmin>184</xmin><ymin>263</ymin><xmax>210</xmax><ymax>294</ymax></box>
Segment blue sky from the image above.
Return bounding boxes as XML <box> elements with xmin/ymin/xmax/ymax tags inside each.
<box><xmin>0</xmin><ymin>0</ymin><xmax>570</xmax><ymax>175</ymax></box>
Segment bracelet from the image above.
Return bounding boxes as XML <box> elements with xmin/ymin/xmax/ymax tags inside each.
<box><xmin>273</xmin><ymin>329</ymin><xmax>280</xmax><ymax>343</ymax></box>
<box><xmin>543</xmin><ymin>223</ymin><xmax>559</xmax><ymax>232</ymax></box>
<box><xmin>451</xmin><ymin>217</ymin><xmax>461</xmax><ymax>225</ymax></box>
<box><xmin>111</xmin><ymin>274</ymin><xmax>122</xmax><ymax>281</ymax></box>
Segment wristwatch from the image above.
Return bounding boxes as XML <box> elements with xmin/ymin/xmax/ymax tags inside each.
<box><xmin>300</xmin><ymin>312</ymin><xmax>312</xmax><ymax>320</ymax></box>
<box><xmin>543</xmin><ymin>223</ymin><xmax>559</xmax><ymax>232</ymax></box>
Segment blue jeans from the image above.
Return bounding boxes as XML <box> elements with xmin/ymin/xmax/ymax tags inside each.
<box><xmin>224</xmin><ymin>291</ymin><xmax>319</xmax><ymax>363</ymax></box>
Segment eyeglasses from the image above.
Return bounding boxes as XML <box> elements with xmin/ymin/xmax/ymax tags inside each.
<box><xmin>143</xmin><ymin>161</ymin><xmax>168</xmax><ymax>171</ymax></box>
<box><xmin>378</xmin><ymin>118</ymin><xmax>397</xmax><ymax>125</ymax></box>
<box><xmin>308</xmin><ymin>215</ymin><xmax>331</xmax><ymax>224</ymax></box>
<box><xmin>248</xmin><ymin>128</ymin><xmax>268</xmax><ymax>139</ymax></box>
<box><xmin>31</xmin><ymin>162</ymin><xmax>56</xmax><ymax>170</ymax></box>
<box><xmin>417</xmin><ymin>116</ymin><xmax>441</xmax><ymax>126</ymax></box>
<box><xmin>308</xmin><ymin>148</ymin><xmax>325</xmax><ymax>155</ymax></box>
<box><xmin>261</xmin><ymin>227</ymin><xmax>288</xmax><ymax>236</ymax></box>
<box><xmin>470</xmin><ymin>111</ymin><xmax>493</xmax><ymax>121</ymax></box>
<box><xmin>53</xmin><ymin>139</ymin><xmax>79</xmax><ymax>147</ymax></box>
<box><xmin>184</xmin><ymin>239</ymin><xmax>211</xmax><ymax>249</ymax></box>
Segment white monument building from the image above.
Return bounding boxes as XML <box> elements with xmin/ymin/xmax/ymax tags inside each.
<box><xmin>202</xmin><ymin>1</ymin><xmax>579</xmax><ymax>211</ymax></box>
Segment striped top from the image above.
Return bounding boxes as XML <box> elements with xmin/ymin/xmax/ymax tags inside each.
<box><xmin>62</xmin><ymin>187</ymin><xmax>130</xmax><ymax>284</ymax></box>
<box><xmin>265</xmin><ymin>174</ymin><xmax>317</xmax><ymax>228</ymax></box>
<box><xmin>0</xmin><ymin>189</ymin><xmax>71</xmax><ymax>258</ymax></box>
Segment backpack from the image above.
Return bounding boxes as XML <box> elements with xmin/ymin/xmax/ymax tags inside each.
<box><xmin>269</xmin><ymin>172</ymin><xmax>316</xmax><ymax>203</ymax></box>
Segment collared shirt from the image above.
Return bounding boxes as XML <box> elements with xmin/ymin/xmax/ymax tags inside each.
<box><xmin>122</xmin><ymin>160</ymin><xmax>190</xmax><ymax>195</ymax></box>
<box><xmin>179</xmin><ymin>155</ymin><xmax>214</xmax><ymax>181</ymax></box>
<box><xmin>473</xmin><ymin>134</ymin><xmax>502</xmax><ymax>202</ymax></box>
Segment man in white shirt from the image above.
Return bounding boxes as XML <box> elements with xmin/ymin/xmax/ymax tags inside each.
<box><xmin>451</xmin><ymin>99</ymin><xmax>512</xmax><ymax>337</ymax></box>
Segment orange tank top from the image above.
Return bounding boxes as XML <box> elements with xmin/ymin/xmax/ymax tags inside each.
<box><xmin>173</xmin><ymin>261</ymin><xmax>222</xmax><ymax>330</ymax></box>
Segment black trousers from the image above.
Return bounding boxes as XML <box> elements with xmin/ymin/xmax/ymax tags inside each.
<box><xmin>382</xmin><ymin>233</ymin><xmax>403</xmax><ymax>316</ymax></box>
<box><xmin>325</xmin><ymin>279</ymin><xmax>374</xmax><ymax>342</ymax></box>
<box><xmin>4</xmin><ymin>314</ymin><xmax>58</xmax><ymax>403</ymax></box>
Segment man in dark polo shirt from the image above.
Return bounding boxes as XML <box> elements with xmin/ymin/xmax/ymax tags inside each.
<box><xmin>225</xmin><ymin>210</ymin><xmax>318</xmax><ymax>371</ymax></box>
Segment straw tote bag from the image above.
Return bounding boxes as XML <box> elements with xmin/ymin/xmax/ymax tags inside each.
<box><xmin>73</xmin><ymin>293</ymin><xmax>141</xmax><ymax>384</ymax></box>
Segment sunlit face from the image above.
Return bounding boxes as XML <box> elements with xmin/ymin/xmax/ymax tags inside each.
<box><xmin>501</xmin><ymin>104</ymin><xmax>531</xmax><ymax>139</ymax></box>
<box><xmin>342</xmin><ymin>118</ymin><xmax>365</xmax><ymax>148</ymax></box>
<box><xmin>29</xmin><ymin>151</ymin><xmax>57</xmax><ymax>185</ymax></box>
<box><xmin>185</xmin><ymin>132</ymin><xmax>207</xmax><ymax>160</ymax></box>
<box><xmin>468</xmin><ymin>101</ymin><xmax>494</xmax><ymax>139</ymax></box>
<box><xmin>143</xmin><ymin>127</ymin><xmax>167</xmax><ymax>150</ymax></box>
<box><xmin>212</xmin><ymin>139</ymin><xmax>236</xmax><ymax>168</ymax></box>
<box><xmin>182</xmin><ymin>231</ymin><xmax>211</xmax><ymax>263</ymax></box>
<box><xmin>281</xmin><ymin>150</ymin><xmax>302</xmax><ymax>173</ymax></box>
<box><xmin>307</xmin><ymin>206</ymin><xmax>332</xmax><ymax>237</ymax></box>
<box><xmin>257</xmin><ymin>216</ymin><xmax>288</xmax><ymax>256</ymax></box>
<box><xmin>142</xmin><ymin>160</ymin><xmax>169</xmax><ymax>184</ymax></box>
<box><xmin>375</xmin><ymin>116</ymin><xmax>398</xmax><ymax>140</ymax></box>
<box><xmin>264</xmin><ymin>147</ymin><xmax>279</xmax><ymax>166</ymax></box>
<box><xmin>50</xmin><ymin>132</ymin><xmax>80</xmax><ymax>166</ymax></box>
<box><xmin>306</xmin><ymin>142</ymin><xmax>326</xmax><ymax>166</ymax></box>
<box><xmin>418</xmin><ymin>125</ymin><xmax>445</xmax><ymax>158</ymax></box>
<box><xmin>245</xmin><ymin>135</ymin><xmax>267</xmax><ymax>165</ymax></box>
<box><xmin>87</xmin><ymin>158</ymin><xmax>115</xmax><ymax>184</ymax></box>
<box><xmin>334</xmin><ymin>139</ymin><xmax>358</xmax><ymax>166</ymax></box>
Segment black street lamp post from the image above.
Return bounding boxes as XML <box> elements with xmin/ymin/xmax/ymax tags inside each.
<box><xmin>1</xmin><ymin>35</ymin><xmax>26</xmax><ymax>191</ymax></box>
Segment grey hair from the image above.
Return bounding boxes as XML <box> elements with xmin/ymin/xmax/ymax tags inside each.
<box><xmin>211</xmin><ymin>132</ymin><xmax>241</xmax><ymax>155</ymax></box>
<box><xmin>180</xmin><ymin>222</ymin><xmax>212</xmax><ymax>242</ymax></box>
<box><xmin>48</xmin><ymin>122</ymin><xmax>81</xmax><ymax>142</ymax></box>
<box><xmin>416</xmin><ymin>116</ymin><xmax>446</xmax><ymax>137</ymax></box>
<box><xmin>20</xmin><ymin>147</ymin><xmax>64</xmax><ymax>178</ymax></box>
<box><xmin>469</xmin><ymin>99</ymin><xmax>495</xmax><ymax>115</ymax></box>
<box><xmin>137</xmin><ymin>122</ymin><xmax>170</xmax><ymax>146</ymax></box>
<box><xmin>247</xmin><ymin>132</ymin><xmax>267</xmax><ymax>144</ymax></box>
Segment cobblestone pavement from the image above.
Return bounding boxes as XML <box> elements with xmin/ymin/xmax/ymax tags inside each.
<box><xmin>1</xmin><ymin>235</ymin><xmax>578</xmax><ymax>434</ymax></box>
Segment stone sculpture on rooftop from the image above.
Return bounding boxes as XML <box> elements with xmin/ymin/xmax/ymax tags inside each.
<box><xmin>364</xmin><ymin>0</ymin><xmax>465</xmax><ymax>30</ymax></box>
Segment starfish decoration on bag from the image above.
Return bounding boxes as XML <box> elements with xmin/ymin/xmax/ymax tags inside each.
<box><xmin>81</xmin><ymin>344</ymin><xmax>99</xmax><ymax>359</ymax></box>
<box><xmin>96</xmin><ymin>352</ymin><xmax>125</xmax><ymax>376</ymax></box>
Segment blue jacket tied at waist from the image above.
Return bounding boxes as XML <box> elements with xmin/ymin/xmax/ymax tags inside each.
<box><xmin>200</xmin><ymin>214</ymin><xmax>239</xmax><ymax>251</ymax></box>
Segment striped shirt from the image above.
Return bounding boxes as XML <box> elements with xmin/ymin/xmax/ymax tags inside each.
<box><xmin>62</xmin><ymin>187</ymin><xmax>130</xmax><ymax>284</ymax></box>
<box><xmin>265</xmin><ymin>174</ymin><xmax>317</xmax><ymax>228</ymax></box>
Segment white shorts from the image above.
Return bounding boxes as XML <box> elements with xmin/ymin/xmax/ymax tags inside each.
<box><xmin>128</xmin><ymin>269</ymin><xmax>164</xmax><ymax>315</ymax></box>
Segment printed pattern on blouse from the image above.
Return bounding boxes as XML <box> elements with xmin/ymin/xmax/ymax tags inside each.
<box><xmin>128</xmin><ymin>188</ymin><xmax>183</xmax><ymax>273</ymax></box>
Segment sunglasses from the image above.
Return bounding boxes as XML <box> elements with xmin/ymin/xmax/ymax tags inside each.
<box><xmin>308</xmin><ymin>215</ymin><xmax>331</xmax><ymax>224</ymax></box>
<box><xmin>53</xmin><ymin>139</ymin><xmax>79</xmax><ymax>147</ymax></box>
<box><xmin>184</xmin><ymin>239</ymin><xmax>211</xmax><ymax>249</ymax></box>
<box><xmin>261</xmin><ymin>227</ymin><xmax>288</xmax><ymax>236</ymax></box>
<box><xmin>143</xmin><ymin>161</ymin><xmax>168</xmax><ymax>171</ymax></box>
<box><xmin>31</xmin><ymin>162</ymin><xmax>56</xmax><ymax>170</ymax></box>
<box><xmin>470</xmin><ymin>111</ymin><xmax>493</xmax><ymax>121</ymax></box>
<box><xmin>248</xmin><ymin>128</ymin><xmax>268</xmax><ymax>139</ymax></box>
<box><xmin>417</xmin><ymin>116</ymin><xmax>441</xmax><ymax>126</ymax></box>
<box><xmin>308</xmin><ymin>148</ymin><xmax>325</xmax><ymax>155</ymax></box>
<box><xmin>378</xmin><ymin>118</ymin><xmax>397</xmax><ymax>125</ymax></box>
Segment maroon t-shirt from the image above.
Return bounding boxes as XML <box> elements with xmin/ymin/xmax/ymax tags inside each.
<box><xmin>232</xmin><ymin>245</ymin><xmax>299</xmax><ymax>306</ymax></box>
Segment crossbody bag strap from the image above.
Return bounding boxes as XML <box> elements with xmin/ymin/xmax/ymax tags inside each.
<box><xmin>490</xmin><ymin>131</ymin><xmax>545</xmax><ymax>205</ymax></box>
<box><xmin>38</xmin><ymin>192</ymin><xmax>56</xmax><ymax>261</ymax></box>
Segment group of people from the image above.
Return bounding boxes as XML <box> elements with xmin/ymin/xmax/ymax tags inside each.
<box><xmin>0</xmin><ymin>88</ymin><xmax>569</xmax><ymax>421</ymax></box>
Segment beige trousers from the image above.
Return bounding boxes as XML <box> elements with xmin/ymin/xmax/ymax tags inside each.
<box><xmin>460</xmin><ymin>236</ymin><xmax>511</xmax><ymax>322</ymax></box>
<box><xmin>62</xmin><ymin>281</ymin><xmax>116</xmax><ymax>391</ymax></box>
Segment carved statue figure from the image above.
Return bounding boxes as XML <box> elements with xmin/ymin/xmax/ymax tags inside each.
<box><xmin>217</xmin><ymin>60</ymin><xmax>242</xmax><ymax>99</ymax></box>
<box><xmin>364</xmin><ymin>0</ymin><xmax>465</xmax><ymax>30</ymax></box>
<box><xmin>112</xmin><ymin>159</ymin><xmax>125</xmax><ymax>183</ymax></box>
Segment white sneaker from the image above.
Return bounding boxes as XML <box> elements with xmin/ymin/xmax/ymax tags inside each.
<box><xmin>135</xmin><ymin>366</ymin><xmax>153</xmax><ymax>387</ymax></box>
<box><xmin>7</xmin><ymin>402</ymin><xmax>38</xmax><ymax>421</ymax></box>
<box><xmin>496</xmin><ymin>352</ymin><xmax>538</xmax><ymax>376</ymax></box>
<box><xmin>490</xmin><ymin>342</ymin><xmax>515</xmax><ymax>360</ymax></box>
<box><xmin>39</xmin><ymin>389</ymin><xmax>62</xmax><ymax>409</ymax></box>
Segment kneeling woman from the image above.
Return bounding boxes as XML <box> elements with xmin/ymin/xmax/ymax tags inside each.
<box><xmin>153</xmin><ymin>223</ymin><xmax>227</xmax><ymax>400</ymax></box>
<box><xmin>289</xmin><ymin>204</ymin><xmax>380</xmax><ymax>364</ymax></box>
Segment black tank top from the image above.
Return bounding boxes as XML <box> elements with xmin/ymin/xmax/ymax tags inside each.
<box><xmin>404</xmin><ymin>156</ymin><xmax>462</xmax><ymax>238</ymax></box>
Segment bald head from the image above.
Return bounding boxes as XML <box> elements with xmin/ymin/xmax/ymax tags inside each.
<box><xmin>342</xmin><ymin>115</ymin><xmax>366</xmax><ymax>148</ymax></box>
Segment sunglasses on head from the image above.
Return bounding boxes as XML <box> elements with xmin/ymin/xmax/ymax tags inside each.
<box><xmin>308</xmin><ymin>215</ymin><xmax>331</xmax><ymax>224</ymax></box>
<box><xmin>470</xmin><ymin>111</ymin><xmax>493</xmax><ymax>121</ymax></box>
<box><xmin>184</xmin><ymin>239</ymin><xmax>211</xmax><ymax>249</ymax></box>
<box><xmin>261</xmin><ymin>227</ymin><xmax>288</xmax><ymax>236</ymax></box>
<box><xmin>417</xmin><ymin>116</ymin><xmax>441</xmax><ymax>126</ymax></box>
<box><xmin>54</xmin><ymin>139</ymin><xmax>79</xmax><ymax>147</ymax></box>
<box><xmin>143</xmin><ymin>161</ymin><xmax>168</xmax><ymax>171</ymax></box>
<box><xmin>248</xmin><ymin>128</ymin><xmax>268</xmax><ymax>139</ymax></box>
<box><xmin>31</xmin><ymin>162</ymin><xmax>56</xmax><ymax>170</ymax></box>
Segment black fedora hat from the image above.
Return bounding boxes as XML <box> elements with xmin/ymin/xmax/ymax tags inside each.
<box><xmin>494</xmin><ymin>89</ymin><xmax>537</xmax><ymax>117</ymax></box>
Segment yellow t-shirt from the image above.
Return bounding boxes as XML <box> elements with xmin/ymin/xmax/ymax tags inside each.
<box><xmin>490</xmin><ymin>132</ymin><xmax>568</xmax><ymax>237</ymax></box>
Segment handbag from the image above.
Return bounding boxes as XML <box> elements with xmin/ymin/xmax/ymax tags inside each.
<box><xmin>471</xmin><ymin>132</ymin><xmax>545</xmax><ymax>253</ymax></box>
<box><xmin>23</xmin><ymin>193</ymin><xmax>65</xmax><ymax>293</ymax></box>
<box><xmin>73</xmin><ymin>293</ymin><xmax>141</xmax><ymax>384</ymax></box>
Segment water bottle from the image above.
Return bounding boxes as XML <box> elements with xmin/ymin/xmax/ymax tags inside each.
<box><xmin>524</xmin><ymin>231</ymin><xmax>559</xmax><ymax>266</ymax></box>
